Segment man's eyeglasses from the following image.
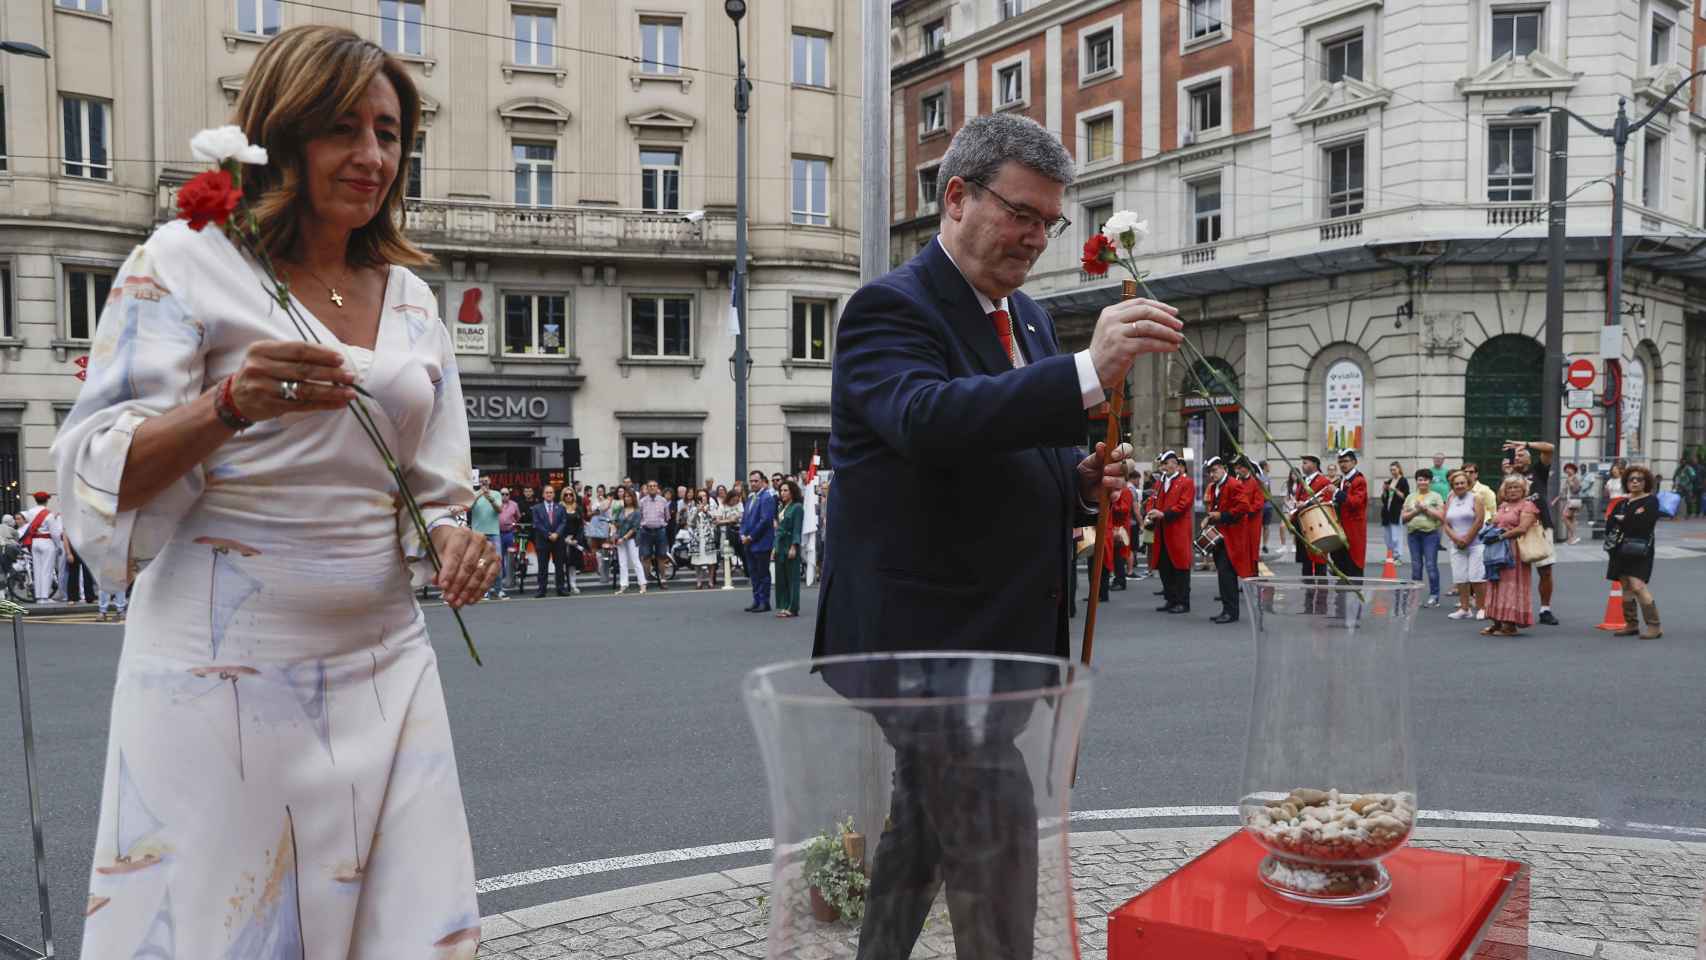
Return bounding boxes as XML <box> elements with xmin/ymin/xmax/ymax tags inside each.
<box><xmin>966</xmin><ymin>178</ymin><xmax>1071</xmax><ymax>239</ymax></box>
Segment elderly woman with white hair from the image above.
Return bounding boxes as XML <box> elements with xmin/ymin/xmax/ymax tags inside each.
<box><xmin>1482</xmin><ymin>475</ymin><xmax>1540</xmax><ymax>636</ymax></box>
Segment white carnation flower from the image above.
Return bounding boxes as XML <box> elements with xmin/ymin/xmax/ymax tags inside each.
<box><xmin>191</xmin><ymin>125</ymin><xmax>269</xmax><ymax>165</ymax></box>
<box><xmin>1102</xmin><ymin>211</ymin><xmax>1149</xmax><ymax>250</ymax></box>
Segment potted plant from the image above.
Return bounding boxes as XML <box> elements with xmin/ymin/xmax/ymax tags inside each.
<box><xmin>801</xmin><ymin>817</ymin><xmax>866</xmax><ymax>924</ymax></box>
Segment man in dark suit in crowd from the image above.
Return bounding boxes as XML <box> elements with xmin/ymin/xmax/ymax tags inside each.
<box><xmin>812</xmin><ymin>113</ymin><xmax>1182</xmax><ymax>960</ymax></box>
<box><xmin>740</xmin><ymin>469</ymin><xmax>777</xmax><ymax>612</ymax></box>
<box><xmin>530</xmin><ymin>484</ymin><xmax>571</xmax><ymax>598</ymax></box>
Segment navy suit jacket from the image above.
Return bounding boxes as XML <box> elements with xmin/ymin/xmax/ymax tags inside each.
<box><xmin>741</xmin><ymin>488</ymin><xmax>777</xmax><ymax>552</ymax></box>
<box><xmin>530</xmin><ymin>501</ymin><xmax>570</xmax><ymax>542</ymax></box>
<box><xmin>812</xmin><ymin>240</ymin><xmax>1093</xmax><ymax>663</ymax></box>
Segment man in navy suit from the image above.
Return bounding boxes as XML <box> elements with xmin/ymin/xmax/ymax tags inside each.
<box><xmin>812</xmin><ymin>114</ymin><xmax>1182</xmax><ymax>959</ymax></box>
<box><xmin>530</xmin><ymin>484</ymin><xmax>571</xmax><ymax>597</ymax></box>
<box><xmin>740</xmin><ymin>468</ymin><xmax>777</xmax><ymax>612</ymax></box>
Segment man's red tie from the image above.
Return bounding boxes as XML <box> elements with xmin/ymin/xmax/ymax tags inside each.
<box><xmin>990</xmin><ymin>309</ymin><xmax>1018</xmax><ymax>368</ymax></box>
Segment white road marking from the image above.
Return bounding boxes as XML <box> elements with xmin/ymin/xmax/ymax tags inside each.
<box><xmin>475</xmin><ymin>806</ymin><xmax>1699</xmax><ymax>894</ymax></box>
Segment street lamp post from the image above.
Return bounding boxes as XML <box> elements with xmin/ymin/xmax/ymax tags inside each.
<box><xmin>1512</xmin><ymin>71</ymin><xmax>1706</xmax><ymax>485</ymax></box>
<box><xmin>725</xmin><ymin>0</ymin><xmax>751</xmax><ymax>483</ymax></box>
<box><xmin>0</xmin><ymin>41</ymin><xmax>49</xmax><ymax>58</ymax></box>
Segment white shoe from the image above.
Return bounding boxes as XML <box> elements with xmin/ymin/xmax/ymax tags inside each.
<box><xmin>1447</xmin><ymin>609</ymin><xmax>1469</xmax><ymax>620</ymax></box>
<box><xmin>1424</xmin><ymin>597</ymin><xmax>1440</xmax><ymax>607</ymax></box>
<box><xmin>572</xmin><ymin>586</ymin><xmax>582</xmax><ymax>595</ymax></box>
<box><xmin>1475</xmin><ymin>609</ymin><xmax>1486</xmax><ymax>620</ymax></box>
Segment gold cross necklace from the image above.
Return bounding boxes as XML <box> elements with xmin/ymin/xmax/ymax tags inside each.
<box><xmin>295</xmin><ymin>263</ymin><xmax>351</xmax><ymax>308</ymax></box>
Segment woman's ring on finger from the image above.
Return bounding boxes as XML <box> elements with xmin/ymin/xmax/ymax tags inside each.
<box><xmin>279</xmin><ymin>380</ymin><xmax>301</xmax><ymax>402</ymax></box>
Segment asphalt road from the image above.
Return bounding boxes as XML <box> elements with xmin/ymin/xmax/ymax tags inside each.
<box><xmin>3</xmin><ymin>551</ymin><xmax>1705</xmax><ymax>957</ymax></box>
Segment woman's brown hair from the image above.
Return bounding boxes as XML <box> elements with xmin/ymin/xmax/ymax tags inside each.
<box><xmin>1624</xmin><ymin>465</ymin><xmax>1655</xmax><ymax>494</ymax></box>
<box><xmin>232</xmin><ymin>25</ymin><xmax>431</xmax><ymax>268</ymax></box>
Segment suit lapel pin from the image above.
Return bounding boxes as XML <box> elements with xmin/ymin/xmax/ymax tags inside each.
<box><xmin>1026</xmin><ymin>324</ymin><xmax>1036</xmax><ymax>332</ymax></box>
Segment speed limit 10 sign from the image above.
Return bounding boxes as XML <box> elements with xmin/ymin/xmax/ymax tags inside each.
<box><xmin>1565</xmin><ymin>408</ymin><xmax>1594</xmax><ymax>440</ymax></box>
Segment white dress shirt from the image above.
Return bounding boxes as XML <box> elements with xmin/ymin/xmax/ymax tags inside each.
<box><xmin>937</xmin><ymin>236</ymin><xmax>1104</xmax><ymax>410</ymax></box>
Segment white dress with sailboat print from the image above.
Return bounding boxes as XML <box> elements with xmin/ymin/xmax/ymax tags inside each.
<box><xmin>52</xmin><ymin>219</ymin><xmax>482</xmax><ymax>959</ymax></box>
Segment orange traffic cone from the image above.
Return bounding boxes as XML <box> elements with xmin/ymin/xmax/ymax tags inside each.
<box><xmin>1595</xmin><ymin>581</ymin><xmax>1627</xmax><ymax>631</ymax></box>
<box><xmin>1381</xmin><ymin>550</ymin><xmax>1398</xmax><ymax>580</ymax></box>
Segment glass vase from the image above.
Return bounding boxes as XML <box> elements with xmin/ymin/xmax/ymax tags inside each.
<box><xmin>744</xmin><ymin>652</ymin><xmax>1093</xmax><ymax>960</ymax></box>
<box><xmin>1238</xmin><ymin>576</ymin><xmax>1421</xmax><ymax>905</ymax></box>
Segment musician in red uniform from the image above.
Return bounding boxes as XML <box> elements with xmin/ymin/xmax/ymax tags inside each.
<box><xmin>1201</xmin><ymin>458</ymin><xmax>1233</xmax><ymax>622</ymax></box>
<box><xmin>1292</xmin><ymin>454</ymin><xmax>1335</xmax><ymax>576</ymax></box>
<box><xmin>1234</xmin><ymin>456</ymin><xmax>1263</xmax><ymax>579</ymax></box>
<box><xmin>1101</xmin><ymin>468</ymin><xmax>1135</xmax><ymax>596</ymax></box>
<box><xmin>1332</xmin><ymin>448</ymin><xmax>1370</xmax><ymax>577</ymax></box>
<box><xmin>1145</xmin><ymin>450</ymin><xmax>1194</xmax><ymax>613</ymax></box>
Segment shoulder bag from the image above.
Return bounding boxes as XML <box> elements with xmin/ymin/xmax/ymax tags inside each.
<box><xmin>1514</xmin><ymin>515</ymin><xmax>1552</xmax><ymax>564</ymax></box>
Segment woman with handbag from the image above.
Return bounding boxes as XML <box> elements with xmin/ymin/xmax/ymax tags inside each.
<box><xmin>1482</xmin><ymin>476</ymin><xmax>1540</xmax><ymax>636</ymax></box>
<box><xmin>1381</xmin><ymin>462</ymin><xmax>1412</xmax><ymax>566</ymax></box>
<box><xmin>1604</xmin><ymin>465</ymin><xmax>1661</xmax><ymax>638</ymax></box>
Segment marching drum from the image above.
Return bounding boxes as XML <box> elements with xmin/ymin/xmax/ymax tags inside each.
<box><xmin>1293</xmin><ymin>502</ymin><xmax>1345</xmax><ymax>555</ymax></box>
<box><xmin>1194</xmin><ymin>525</ymin><xmax>1224</xmax><ymax>557</ymax></box>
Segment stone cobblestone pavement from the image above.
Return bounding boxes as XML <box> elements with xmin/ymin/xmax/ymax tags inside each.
<box><xmin>473</xmin><ymin>826</ymin><xmax>1706</xmax><ymax>959</ymax></box>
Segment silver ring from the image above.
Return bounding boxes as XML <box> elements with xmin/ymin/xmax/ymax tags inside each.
<box><xmin>279</xmin><ymin>380</ymin><xmax>300</xmax><ymax>402</ymax></box>
<box><xmin>477</xmin><ymin>558</ymin><xmax>489</xmax><ymax>567</ymax></box>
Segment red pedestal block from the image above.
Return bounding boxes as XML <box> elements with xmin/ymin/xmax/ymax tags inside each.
<box><xmin>1108</xmin><ymin>832</ymin><xmax>1530</xmax><ymax>960</ymax></box>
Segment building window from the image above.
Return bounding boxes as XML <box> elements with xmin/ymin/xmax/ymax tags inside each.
<box><xmin>792</xmin><ymin>299</ymin><xmax>831</xmax><ymax>361</ymax></box>
<box><xmin>923</xmin><ymin>19</ymin><xmax>946</xmax><ymax>53</ymax></box>
<box><xmin>997</xmin><ymin>65</ymin><xmax>1024</xmax><ymax>106</ymax></box>
<box><xmin>1190</xmin><ymin>174</ymin><xmax>1222</xmax><ymax>244</ymax></box>
<box><xmin>1487</xmin><ymin>126</ymin><xmax>1536</xmax><ymax>202</ymax></box>
<box><xmin>641</xmin><ymin>148</ymin><xmax>681</xmax><ymax>212</ymax></box>
<box><xmin>921</xmin><ymin>92</ymin><xmax>946</xmax><ymax>133</ymax></box>
<box><xmin>513</xmin><ymin>142</ymin><xmax>554</xmax><ymax>207</ymax></box>
<box><xmin>406</xmin><ymin>132</ymin><xmax>425</xmax><ymax>199</ymax></box>
<box><xmin>56</xmin><ymin>0</ymin><xmax>106</xmax><ymax>12</ymax></box>
<box><xmin>1</xmin><ymin>265</ymin><xmax>11</xmax><ymax>340</ymax></box>
<box><xmin>640</xmin><ymin>17</ymin><xmax>683</xmax><ymax>74</ymax></box>
<box><xmin>793</xmin><ymin>32</ymin><xmax>829</xmax><ymax>87</ymax></box>
<box><xmin>503</xmin><ymin>293</ymin><xmax>567</xmax><ymax>356</ymax></box>
<box><xmin>1187</xmin><ymin>0</ymin><xmax>1223</xmax><ymax>40</ymax></box>
<box><xmin>1086</xmin><ymin>28</ymin><xmax>1115</xmax><ymax>76</ymax></box>
<box><xmin>1324</xmin><ymin>32</ymin><xmax>1363</xmax><ymax>82</ymax></box>
<box><xmin>379</xmin><ymin>0</ymin><xmax>424</xmax><ymax>56</ymax></box>
<box><xmin>918</xmin><ymin>166</ymin><xmax>940</xmax><ymax>209</ymax></box>
<box><xmin>630</xmin><ymin>296</ymin><xmax>693</xmax><ymax>358</ymax></box>
<box><xmin>514</xmin><ymin>6</ymin><xmax>557</xmax><ymax>66</ymax></box>
<box><xmin>66</xmin><ymin>268</ymin><xmax>114</xmax><ymax>342</ymax></box>
<box><xmin>792</xmin><ymin>157</ymin><xmax>830</xmax><ymax>226</ymax></box>
<box><xmin>62</xmin><ymin>97</ymin><xmax>111</xmax><ymax>181</ymax></box>
<box><xmin>236</xmin><ymin>0</ymin><xmax>281</xmax><ymax>36</ymax></box>
<box><xmin>1325</xmin><ymin>141</ymin><xmax>1365</xmax><ymax>218</ymax></box>
<box><xmin>1085</xmin><ymin>113</ymin><xmax>1115</xmax><ymax>163</ymax></box>
<box><xmin>1642</xmin><ymin>131</ymin><xmax>1664</xmax><ymax>209</ymax></box>
<box><xmin>1000</xmin><ymin>0</ymin><xmax>1023</xmax><ymax>21</ymax></box>
<box><xmin>1491</xmin><ymin>8</ymin><xmax>1542</xmax><ymax>60</ymax></box>
<box><xmin>1188</xmin><ymin>82</ymin><xmax>1222</xmax><ymax>135</ymax></box>
<box><xmin>1084</xmin><ymin>200</ymin><xmax>1113</xmax><ymax>246</ymax></box>
<box><xmin>1650</xmin><ymin>13</ymin><xmax>1673</xmax><ymax>66</ymax></box>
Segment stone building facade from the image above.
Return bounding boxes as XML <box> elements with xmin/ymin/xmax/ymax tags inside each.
<box><xmin>893</xmin><ymin>0</ymin><xmax>1706</xmax><ymax>485</ymax></box>
<box><xmin>0</xmin><ymin>0</ymin><xmax>860</xmax><ymax>514</ymax></box>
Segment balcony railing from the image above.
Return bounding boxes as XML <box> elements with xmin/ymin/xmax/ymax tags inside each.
<box><xmin>404</xmin><ymin>199</ymin><xmax>736</xmax><ymax>255</ymax></box>
<box><xmin>1319</xmin><ymin>216</ymin><xmax>1364</xmax><ymax>242</ymax></box>
<box><xmin>1181</xmin><ymin>244</ymin><xmax>1217</xmax><ymax>266</ymax></box>
<box><xmin>1485</xmin><ymin>203</ymin><xmax>1546</xmax><ymax>227</ymax></box>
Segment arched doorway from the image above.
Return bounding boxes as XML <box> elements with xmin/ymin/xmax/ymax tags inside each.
<box><xmin>1465</xmin><ymin>334</ymin><xmax>1543</xmax><ymax>479</ymax></box>
<box><xmin>1182</xmin><ymin>357</ymin><xmax>1241</xmax><ymax>487</ymax></box>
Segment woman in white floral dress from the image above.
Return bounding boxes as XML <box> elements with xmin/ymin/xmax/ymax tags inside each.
<box><xmin>53</xmin><ymin>26</ymin><xmax>497</xmax><ymax>959</ymax></box>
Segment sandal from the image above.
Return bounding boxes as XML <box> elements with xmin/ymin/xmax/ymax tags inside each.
<box><xmin>1479</xmin><ymin>624</ymin><xmax>1500</xmax><ymax>636</ymax></box>
<box><xmin>1500</xmin><ymin>625</ymin><xmax>1520</xmax><ymax>636</ymax></box>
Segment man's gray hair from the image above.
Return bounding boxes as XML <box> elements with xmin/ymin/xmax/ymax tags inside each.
<box><xmin>934</xmin><ymin>113</ymin><xmax>1074</xmax><ymax>205</ymax></box>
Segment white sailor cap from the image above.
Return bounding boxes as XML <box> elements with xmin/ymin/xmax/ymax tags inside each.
<box><xmin>1336</xmin><ymin>448</ymin><xmax>1359</xmax><ymax>461</ymax></box>
<box><xmin>1159</xmin><ymin>449</ymin><xmax>1181</xmax><ymax>462</ymax></box>
<box><xmin>1203</xmin><ymin>456</ymin><xmax>1224</xmax><ymax>469</ymax></box>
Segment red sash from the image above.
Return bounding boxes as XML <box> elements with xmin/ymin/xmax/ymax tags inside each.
<box><xmin>19</xmin><ymin>510</ymin><xmax>49</xmax><ymax>547</ymax></box>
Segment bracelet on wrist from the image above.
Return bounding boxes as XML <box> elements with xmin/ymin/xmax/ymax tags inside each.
<box><xmin>214</xmin><ymin>376</ymin><xmax>255</xmax><ymax>432</ymax></box>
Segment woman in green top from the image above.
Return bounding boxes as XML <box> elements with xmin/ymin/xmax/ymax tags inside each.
<box><xmin>772</xmin><ymin>479</ymin><xmax>805</xmax><ymax>618</ymax></box>
<box><xmin>1401</xmin><ymin>468</ymin><xmax>1447</xmax><ymax>606</ymax></box>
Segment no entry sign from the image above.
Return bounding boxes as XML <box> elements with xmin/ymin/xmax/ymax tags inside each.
<box><xmin>1565</xmin><ymin>408</ymin><xmax>1594</xmax><ymax>440</ymax></box>
<box><xmin>1566</xmin><ymin>358</ymin><xmax>1596</xmax><ymax>390</ymax></box>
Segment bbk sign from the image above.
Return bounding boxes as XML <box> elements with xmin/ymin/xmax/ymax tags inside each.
<box><xmin>630</xmin><ymin>440</ymin><xmax>694</xmax><ymax>460</ymax></box>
